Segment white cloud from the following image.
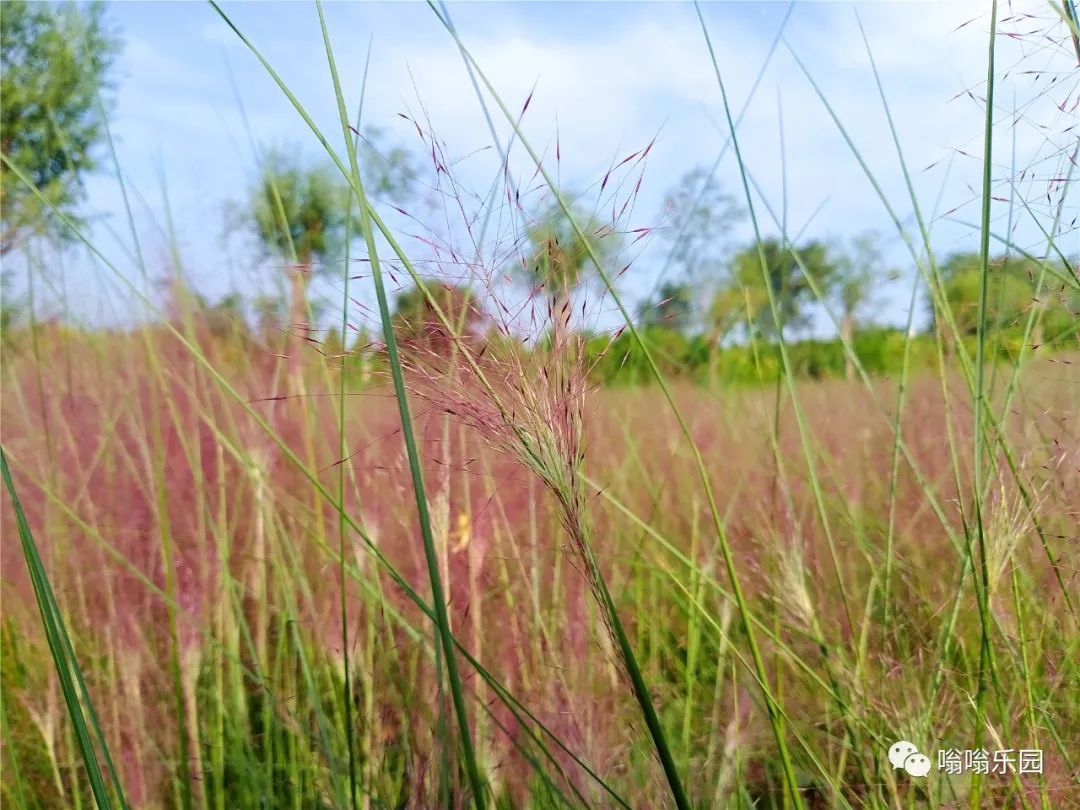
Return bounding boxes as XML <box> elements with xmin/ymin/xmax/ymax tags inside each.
<box><xmin>40</xmin><ymin>0</ymin><xmax>1078</xmax><ymax>328</ymax></box>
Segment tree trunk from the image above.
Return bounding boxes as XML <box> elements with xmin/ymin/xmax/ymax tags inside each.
<box><xmin>287</xmin><ymin>263</ymin><xmax>310</xmax><ymax>396</ymax></box>
<box><xmin>841</xmin><ymin>312</ymin><xmax>855</xmax><ymax>380</ymax></box>
<box><xmin>706</xmin><ymin>325</ymin><xmax>724</xmax><ymax>389</ymax></box>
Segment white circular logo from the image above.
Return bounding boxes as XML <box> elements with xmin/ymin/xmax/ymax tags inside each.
<box><xmin>903</xmin><ymin>753</ymin><xmax>931</xmax><ymax>777</ymax></box>
<box><xmin>888</xmin><ymin>741</ymin><xmax>931</xmax><ymax>778</ymax></box>
<box><xmin>888</xmin><ymin>740</ymin><xmax>918</xmax><ymax>770</ymax></box>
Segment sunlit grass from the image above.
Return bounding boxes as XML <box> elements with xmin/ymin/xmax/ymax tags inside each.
<box><xmin>2</xmin><ymin>2</ymin><xmax>1078</xmax><ymax>809</ymax></box>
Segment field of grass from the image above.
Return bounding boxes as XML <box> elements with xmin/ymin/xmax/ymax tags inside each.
<box><xmin>2</xmin><ymin>316</ymin><xmax>1078</xmax><ymax>808</ymax></box>
<box><xmin>2</xmin><ymin>2</ymin><xmax>1079</xmax><ymax>809</ymax></box>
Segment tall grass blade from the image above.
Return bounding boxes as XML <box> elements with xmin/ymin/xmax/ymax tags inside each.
<box><xmin>312</xmin><ymin>3</ymin><xmax>486</xmax><ymax>805</ymax></box>
<box><xmin>970</xmin><ymin>4</ymin><xmax>1003</xmax><ymax>805</ymax></box>
<box><xmin>1</xmin><ymin>145</ymin><xmax>624</xmax><ymax>805</ymax></box>
<box><xmin>1</xmin><ymin>447</ymin><xmax>128</xmax><ymax>810</ymax></box>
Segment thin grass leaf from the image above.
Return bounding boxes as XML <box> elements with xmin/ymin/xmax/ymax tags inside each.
<box><xmin>1</xmin><ymin>447</ymin><xmax>128</xmax><ymax>810</ymax></box>
<box><xmin>313</xmin><ymin>2</ymin><xmax>486</xmax><ymax>805</ymax></box>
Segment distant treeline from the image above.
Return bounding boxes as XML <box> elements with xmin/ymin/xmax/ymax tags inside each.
<box><xmin>8</xmin><ymin>295</ymin><xmax>1074</xmax><ymax>395</ymax></box>
<box><xmin>3</xmin><ymin>247</ymin><xmax>1075</xmax><ymax>389</ymax></box>
<box><xmin>581</xmin><ymin>325</ymin><xmax>1069</xmax><ymax>387</ymax></box>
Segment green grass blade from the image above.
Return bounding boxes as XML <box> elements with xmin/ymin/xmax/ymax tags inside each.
<box><xmin>312</xmin><ymin>2</ymin><xmax>486</xmax><ymax>805</ymax></box>
<box><xmin>1</xmin><ymin>146</ymin><xmax>623</xmax><ymax>805</ymax></box>
<box><xmin>970</xmin><ymin>5</ymin><xmax>1002</xmax><ymax>805</ymax></box>
<box><xmin>335</xmin><ymin>37</ymin><xmax>373</xmax><ymax>810</ymax></box>
<box><xmin>1</xmin><ymin>447</ymin><xmax>128</xmax><ymax>810</ymax></box>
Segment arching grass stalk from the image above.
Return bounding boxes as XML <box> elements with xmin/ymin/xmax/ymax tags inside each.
<box><xmin>2</xmin><ymin>148</ymin><xmax>629</xmax><ymax>807</ymax></box>
<box><xmin>312</xmin><ymin>3</ymin><xmax>486</xmax><ymax>805</ymax></box>
<box><xmin>206</xmin><ymin>3</ymin><xmax>684</xmax><ymax>803</ymax></box>
<box><xmin>1</xmin><ymin>447</ymin><xmax>129</xmax><ymax>810</ymax></box>
<box><xmin>422</xmin><ymin>4</ymin><xmax>793</xmax><ymax>806</ymax></box>
<box><xmin>970</xmin><ymin>5</ymin><xmax>1001</xmax><ymax>806</ymax></box>
<box><xmin>335</xmin><ymin>40</ymin><xmax>374</xmax><ymax>810</ymax></box>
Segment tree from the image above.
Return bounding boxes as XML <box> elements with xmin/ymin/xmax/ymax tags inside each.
<box><xmin>521</xmin><ymin>200</ymin><xmax>620</xmax><ymax>340</ymax></box>
<box><xmin>657</xmin><ymin>166</ymin><xmax>743</xmax><ymax>283</ymax></box>
<box><xmin>831</xmin><ymin>231</ymin><xmax>896</xmax><ymax>378</ymax></box>
<box><xmin>392</xmin><ymin>280</ymin><xmax>487</xmax><ymax>356</ymax></box>
<box><xmin>247</xmin><ymin>150</ymin><xmax>357</xmax><ymax>332</ymax></box>
<box><xmin>643</xmin><ymin>167</ymin><xmax>743</xmax><ymax>339</ymax></box>
<box><xmin>705</xmin><ymin>283</ymin><xmax>747</xmax><ymax>348</ymax></box>
<box><xmin>722</xmin><ymin>238</ymin><xmax>838</xmax><ymax>341</ymax></box>
<box><xmin>949</xmin><ymin>253</ymin><xmax>1034</xmax><ymax>336</ymax></box>
<box><xmin>933</xmin><ymin>251</ymin><xmax>1080</xmax><ymax>348</ymax></box>
<box><xmin>1</xmin><ymin>0</ymin><xmax>120</xmax><ymax>254</ymax></box>
<box><xmin>242</xmin><ymin>138</ymin><xmax>417</xmax><ymax>331</ymax></box>
<box><xmin>638</xmin><ymin>280</ymin><xmax>694</xmax><ymax>332</ymax></box>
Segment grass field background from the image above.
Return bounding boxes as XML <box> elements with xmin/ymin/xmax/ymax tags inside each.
<box><xmin>1</xmin><ymin>1</ymin><xmax>1078</xmax><ymax>808</ymax></box>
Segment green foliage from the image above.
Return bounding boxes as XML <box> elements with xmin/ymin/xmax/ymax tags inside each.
<box><xmin>0</xmin><ymin>0</ymin><xmax>120</xmax><ymax>254</ymax></box>
<box><xmin>831</xmin><ymin>231</ymin><xmax>895</xmax><ymax>330</ymax></box>
<box><xmin>521</xmin><ymin>200</ymin><xmax>619</xmax><ymax>298</ymax></box>
<box><xmin>358</xmin><ymin>126</ymin><xmax>421</xmax><ymax>199</ymax></box>
<box><xmin>638</xmin><ymin>281</ymin><xmax>694</xmax><ymax>332</ymax></box>
<box><xmin>938</xmin><ymin>252</ymin><xmax>1030</xmax><ymax>335</ymax></box>
<box><xmin>705</xmin><ymin>283</ymin><xmax>749</xmax><ymax>347</ymax></box>
<box><xmin>247</xmin><ymin>150</ymin><xmax>359</xmax><ymax>268</ymax></box>
<box><xmin>243</xmin><ymin>131</ymin><xmax>416</xmax><ymax>269</ymax></box>
<box><xmin>657</xmin><ymin>166</ymin><xmax>743</xmax><ymax>282</ymax></box>
<box><xmin>934</xmin><ymin>251</ymin><xmax>1080</xmax><ymax>345</ymax></box>
<box><xmin>587</xmin><ymin>325</ymin><xmax>697</xmax><ymax>386</ymax></box>
<box><xmin>240</xmin><ymin>141</ymin><xmax>418</xmax><ymax>327</ymax></box>
<box><xmin>2</xmin><ymin>619</ymin><xmax>66</xmax><ymax>808</ymax></box>
<box><xmin>389</xmin><ymin>280</ymin><xmax>488</xmax><ymax>366</ymax></box>
<box><xmin>640</xmin><ymin>168</ymin><xmax>742</xmax><ymax>339</ymax></box>
<box><xmin>392</xmin><ymin>280</ymin><xmax>485</xmax><ymax>340</ymax></box>
<box><xmin>723</xmin><ymin>238</ymin><xmax>839</xmax><ymax>340</ymax></box>
<box><xmin>583</xmin><ymin>326</ymin><xmax>997</xmax><ymax>387</ymax></box>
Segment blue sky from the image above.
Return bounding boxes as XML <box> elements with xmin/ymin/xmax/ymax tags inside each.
<box><xmin>16</xmin><ymin>0</ymin><xmax>1080</xmax><ymax>334</ymax></box>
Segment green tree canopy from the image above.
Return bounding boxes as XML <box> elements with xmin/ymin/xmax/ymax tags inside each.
<box><xmin>638</xmin><ymin>280</ymin><xmax>694</xmax><ymax>332</ymax></box>
<box><xmin>1</xmin><ymin>0</ymin><xmax>121</xmax><ymax>254</ymax></box>
<box><xmin>656</xmin><ymin>165</ymin><xmax>743</xmax><ymax>282</ymax></box>
<box><xmin>248</xmin><ymin>150</ymin><xmax>357</xmax><ymax>268</ymax></box>
<box><xmin>934</xmin><ymin>252</ymin><xmax>1080</xmax><ymax>345</ymax></box>
<box><xmin>393</xmin><ymin>280</ymin><xmax>484</xmax><ymax>333</ymax></box>
<box><xmin>638</xmin><ymin>167</ymin><xmax>742</xmax><ymax>339</ymax></box>
<box><xmin>832</xmin><ymin>233</ymin><xmax>893</xmax><ymax>329</ymax></box>
<box><xmin>392</xmin><ymin>280</ymin><xmax>487</xmax><ymax>356</ymax></box>
<box><xmin>722</xmin><ymin>238</ymin><xmax>839</xmax><ymax>340</ymax></box>
<box><xmin>830</xmin><ymin>231</ymin><xmax>897</xmax><ymax>377</ymax></box>
<box><xmin>246</xmin><ymin>132</ymin><xmax>418</xmax><ymax>268</ymax></box>
<box><xmin>522</xmin><ymin>201</ymin><xmax>619</xmax><ymax>297</ymax></box>
<box><xmin>520</xmin><ymin>199</ymin><xmax>621</xmax><ymax>341</ymax></box>
<box><xmin>241</xmin><ymin>141</ymin><xmax>417</xmax><ymax>328</ymax></box>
